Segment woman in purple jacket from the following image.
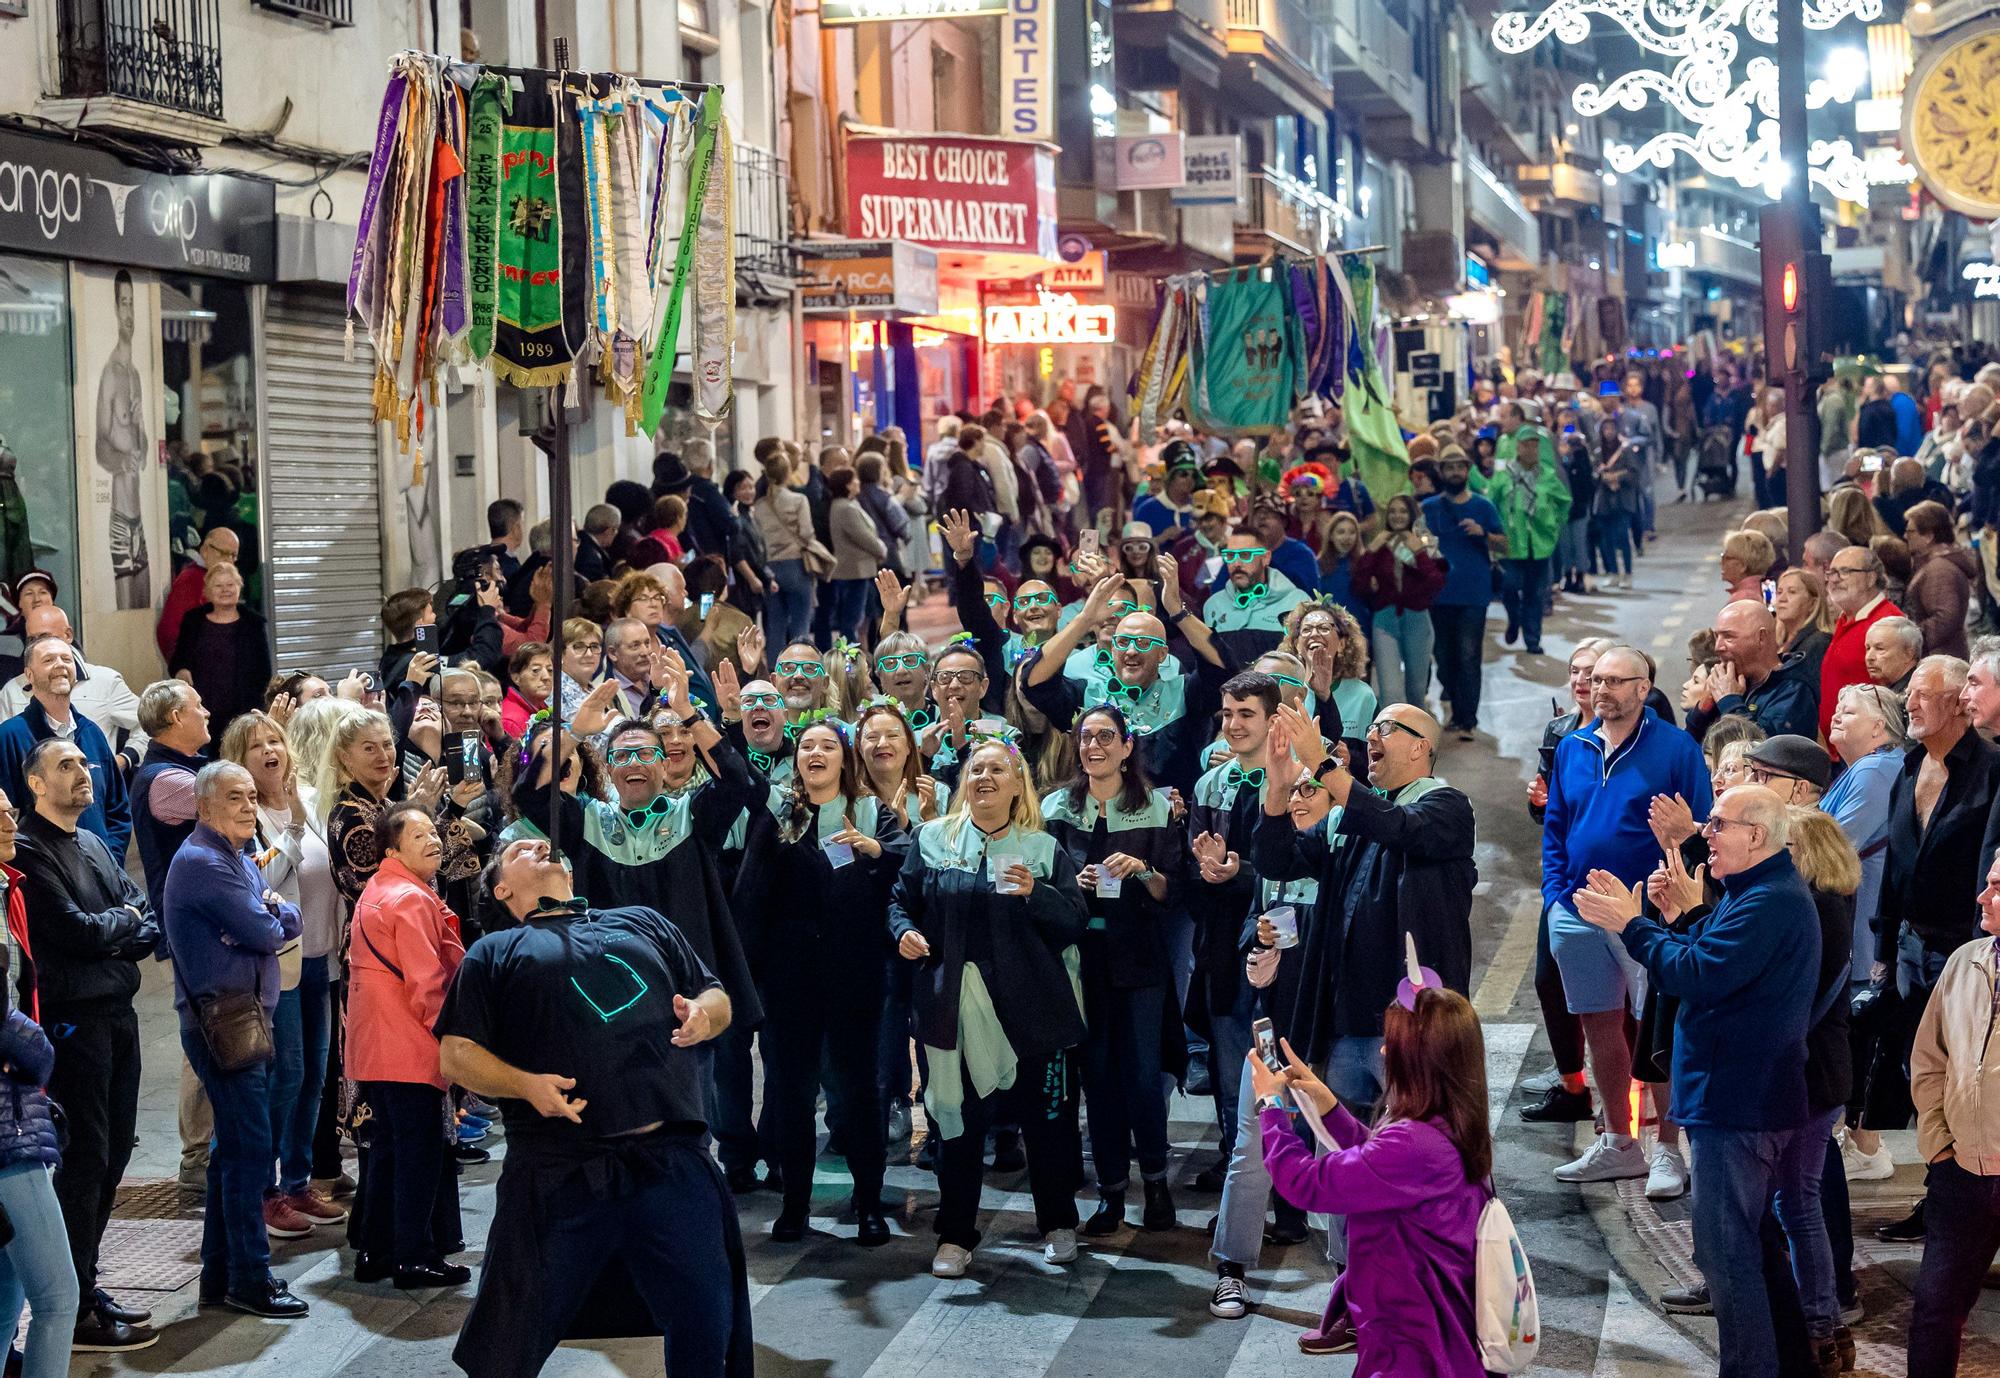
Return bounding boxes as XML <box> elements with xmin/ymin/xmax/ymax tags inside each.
<box><xmin>1248</xmin><ymin>984</ymin><xmax>1493</xmax><ymax>1377</ymax></box>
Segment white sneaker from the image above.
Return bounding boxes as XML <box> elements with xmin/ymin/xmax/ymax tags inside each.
<box><xmin>1209</xmin><ymin>1273</ymin><xmax>1248</xmax><ymax>1319</ymax></box>
<box><xmin>931</xmin><ymin>1243</ymin><xmax>972</xmax><ymax>1278</ymax></box>
<box><xmin>1555</xmin><ymin>1133</ymin><xmax>1649</xmax><ymax>1183</ymax></box>
<box><xmin>1844</xmin><ymin>1139</ymin><xmax>1895</xmax><ymax>1182</ymax></box>
<box><xmin>1645</xmin><ymin>1145</ymin><xmax>1689</xmax><ymax>1200</ymax></box>
<box><xmin>1520</xmin><ymin>1067</ymin><xmax>1562</xmax><ymax>1096</ymax></box>
<box><xmin>1043</xmin><ymin>1228</ymin><xmax>1079</xmax><ymax>1264</ymax></box>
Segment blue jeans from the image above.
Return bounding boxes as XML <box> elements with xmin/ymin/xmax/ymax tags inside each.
<box><xmin>1213</xmin><ymin>1062</ymin><xmax>1318</xmax><ymax>1270</ymax></box>
<box><xmin>277</xmin><ymin>956</ymin><xmax>331</xmax><ymax>1194</ymax></box>
<box><xmin>766</xmin><ymin>558</ymin><xmax>814</xmax><ymax>650</ymax></box>
<box><xmin>1501</xmin><ymin>558</ymin><xmax>1552</xmax><ymax>650</ymax></box>
<box><xmin>829</xmin><ymin>577</ymin><xmax>871</xmax><ymax>645</ymax></box>
<box><xmin>1369</xmin><ymin>607</ymin><xmax>1435</xmax><ymax>709</ymax></box>
<box><xmin>1429</xmin><ymin>602</ymin><xmax>1488</xmax><ymax>728</ymax></box>
<box><xmin>1772</xmin><ymin>1104</ymin><xmax>1843</xmax><ymax>1341</ymax></box>
<box><xmin>0</xmin><ymin>1163</ymin><xmax>78</xmax><ymax>1378</ymax></box>
<box><xmin>1597</xmin><ymin>509</ymin><xmax>1634</xmax><ymax>576</ymax></box>
<box><xmin>181</xmin><ymin>1027</ymin><xmax>276</xmax><ymax>1294</ymax></box>
<box><xmin>267</xmin><ymin>986</ymin><xmax>304</xmax><ymax>1198</ymax></box>
<box><xmin>1555</xmin><ymin>516</ymin><xmax>1591</xmax><ymax>579</ymax></box>
<box><xmin>1689</xmin><ymin>1124</ymin><xmax>1797</xmax><ymax>1377</ymax></box>
<box><xmin>1209</xmin><ymin>987</ymin><xmax>1258</xmax><ymax>1166</ymax></box>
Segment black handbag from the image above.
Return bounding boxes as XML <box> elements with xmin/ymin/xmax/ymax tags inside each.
<box><xmin>197</xmin><ymin>964</ymin><xmax>274</xmax><ymax>1072</ymax></box>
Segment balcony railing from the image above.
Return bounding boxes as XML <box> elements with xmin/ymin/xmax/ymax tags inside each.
<box><xmin>58</xmin><ymin>0</ymin><xmax>224</xmax><ymax>120</ymax></box>
<box><xmin>253</xmin><ymin>0</ymin><xmax>352</xmax><ymax>24</ymax></box>
<box><xmin>1225</xmin><ymin>0</ymin><xmax>1337</xmax><ymax>90</ymax></box>
<box><xmin>735</xmin><ymin>144</ymin><xmax>798</xmax><ymax>284</ymax></box>
<box><xmin>1240</xmin><ymin>167</ymin><xmax>1341</xmax><ymax>254</ymax></box>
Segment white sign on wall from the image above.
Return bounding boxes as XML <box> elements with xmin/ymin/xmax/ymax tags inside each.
<box><xmin>1001</xmin><ymin>0</ymin><xmax>1055</xmax><ymax>143</ymax></box>
<box><xmin>1172</xmin><ymin>135</ymin><xmax>1242</xmax><ymax>206</ymax></box>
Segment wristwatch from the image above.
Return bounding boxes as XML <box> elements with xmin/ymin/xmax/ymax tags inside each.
<box><xmin>1166</xmin><ymin>607</ymin><xmax>1193</xmax><ymax>623</ymax></box>
<box><xmin>1256</xmin><ymin>1093</ymin><xmax>1288</xmax><ymax>1114</ymax></box>
<box><xmin>1312</xmin><ymin>758</ymin><xmax>1340</xmax><ymax>781</ymax></box>
<box><xmin>677</xmin><ymin>711</ymin><xmax>705</xmax><ymax>730</ymax></box>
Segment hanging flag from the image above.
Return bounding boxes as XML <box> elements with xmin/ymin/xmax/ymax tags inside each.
<box><xmin>691</xmin><ymin>107</ymin><xmax>736</xmax><ymax>427</ymax></box>
<box><xmin>1336</xmin><ymin>256</ymin><xmax>1410</xmax><ymax>499</ymax></box>
<box><xmin>1191</xmin><ymin>266</ymin><xmax>1296</xmax><ymax>435</ymax></box>
<box><xmin>639</xmin><ymin>86</ymin><xmax>724</xmax><ymax>436</ymax></box>
<box><xmin>489</xmin><ymin>78</ymin><xmax>590</xmax><ymax>388</ymax></box>
<box><xmin>463</xmin><ymin>74</ymin><xmax>509</xmax><ymax>362</ymax></box>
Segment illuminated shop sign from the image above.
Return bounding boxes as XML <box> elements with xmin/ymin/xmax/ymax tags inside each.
<box><xmin>985</xmin><ymin>291</ymin><xmax>1116</xmax><ymax>344</ymax></box>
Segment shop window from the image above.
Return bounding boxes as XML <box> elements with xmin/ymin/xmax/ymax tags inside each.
<box><xmin>159</xmin><ymin>276</ymin><xmax>262</xmax><ymax>606</ymax></box>
<box><xmin>0</xmin><ymin>256</ymin><xmax>80</xmax><ymax>609</ymax></box>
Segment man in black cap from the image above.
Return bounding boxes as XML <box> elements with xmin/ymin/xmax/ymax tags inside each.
<box><xmin>1133</xmin><ymin>441</ymin><xmax>1204</xmax><ymax>537</ymax></box>
<box><xmin>1745</xmin><ymin>734</ymin><xmax>1832</xmax><ymax>806</ymax></box>
<box><xmin>441</xmin><ymin>836</ymin><xmax>749</xmax><ymax>1378</ymax></box>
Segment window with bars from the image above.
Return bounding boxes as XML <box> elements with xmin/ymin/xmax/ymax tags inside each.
<box><xmin>57</xmin><ymin>0</ymin><xmax>224</xmax><ymax>119</ymax></box>
<box><xmin>253</xmin><ymin>0</ymin><xmax>353</xmax><ymax>25</ymax></box>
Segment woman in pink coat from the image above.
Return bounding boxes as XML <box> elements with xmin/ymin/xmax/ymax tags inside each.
<box><xmin>1250</xmin><ymin>986</ymin><xmax>1495</xmax><ymax>1377</ymax></box>
<box><xmin>347</xmin><ymin>803</ymin><xmax>468</xmax><ymax>1290</ymax></box>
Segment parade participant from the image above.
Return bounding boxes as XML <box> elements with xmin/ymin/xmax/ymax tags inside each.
<box><xmin>854</xmin><ymin>700</ymin><xmax>936</xmax><ymax>826</ymax></box>
<box><xmin>1248</xmin><ymin>990</ymin><xmax>1494</xmax><ymax>1378</ymax></box>
<box><xmin>1022</xmin><ymin>569</ymin><xmax>1233</xmax><ymax>796</ymax></box>
<box><xmin>1282</xmin><ymin>602</ymin><xmax>1375</xmax><ymax>778</ymax></box>
<box><xmin>734</xmin><ymin>720</ymin><xmax>908</xmax><ymax>1244</ymax></box>
<box><xmin>346</xmin><ymin>805</ymin><xmax>468</xmax><ymax>1288</ymax></box>
<box><xmin>511</xmin><ymin>653</ymin><xmax>762</xmax><ymax>1041</ymax></box>
<box><xmin>730</xmin><ymin>677</ymin><xmax>794</xmax><ymax>783</ymax></box>
<box><xmin>870</xmin><ymin>629</ymin><xmax>938</xmax><ymax>732</ymax></box>
<box><xmin>1203</xmin><ymin>531</ymin><xmax>1310</xmax><ymax>666</ymax></box>
<box><xmin>770</xmin><ymin>640</ymin><xmax>836</xmax><ymax>724</ymax></box>
<box><xmin>888</xmin><ymin>738</ymin><xmax>1090</xmax><ymax>1277</ymax></box>
<box><xmin>1189</xmin><ymin>672</ymin><xmax>1282</xmax><ymax>1176</ymax></box>
<box><xmin>441</xmin><ymin>837</ymin><xmax>748</xmax><ymax>1378</ymax></box>
<box><xmin>1040</xmin><ymin>705</ymin><xmax>1183</xmax><ymax>1234</ymax></box>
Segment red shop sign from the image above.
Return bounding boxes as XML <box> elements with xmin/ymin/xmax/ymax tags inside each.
<box><xmin>845</xmin><ymin>133</ymin><xmax>1058</xmax><ymax>260</ymax></box>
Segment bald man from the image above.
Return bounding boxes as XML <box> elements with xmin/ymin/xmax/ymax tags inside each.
<box><xmin>0</xmin><ymin>606</ymin><xmax>147</xmax><ymax>771</ymax></box>
<box><xmin>1688</xmin><ymin>599</ymin><xmax>1821</xmax><ymax>743</ymax></box>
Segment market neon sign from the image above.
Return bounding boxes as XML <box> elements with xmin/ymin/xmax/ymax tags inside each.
<box><xmin>985</xmin><ymin>292</ymin><xmax>1116</xmax><ymax>345</ymax></box>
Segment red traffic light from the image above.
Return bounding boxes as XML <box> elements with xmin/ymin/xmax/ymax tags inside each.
<box><xmin>1782</xmin><ymin>262</ymin><xmax>1799</xmax><ymax>312</ymax></box>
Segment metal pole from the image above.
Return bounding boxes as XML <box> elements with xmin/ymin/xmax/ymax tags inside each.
<box><xmin>547</xmin><ymin>378</ymin><xmax>573</xmax><ymax>856</ymax></box>
<box><xmin>1776</xmin><ymin>0</ymin><xmax>1821</xmax><ymax>564</ymax></box>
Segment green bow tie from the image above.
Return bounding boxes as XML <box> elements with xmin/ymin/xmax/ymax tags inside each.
<box><xmin>747</xmin><ymin>749</ymin><xmax>773</xmax><ymax>773</ymax></box>
<box><xmin>1101</xmin><ymin>678</ymin><xmax>1143</xmax><ymax>704</ymax></box>
<box><xmin>1093</xmin><ymin>648</ymin><xmax>1115</xmax><ymax>672</ymax></box>
<box><xmin>1234</xmin><ymin>583</ymin><xmax>1268</xmax><ymax>609</ymax></box>
<box><xmin>529</xmin><ymin>896</ymin><xmax>590</xmax><ymax>919</ymax></box>
<box><xmin>907</xmin><ymin>706</ymin><xmax>934</xmax><ymax>731</ymax></box>
<box><xmin>1226</xmin><ymin>765</ymin><xmax>1266</xmax><ymax>789</ymax></box>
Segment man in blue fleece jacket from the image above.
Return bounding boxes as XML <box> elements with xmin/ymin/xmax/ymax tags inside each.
<box><xmin>1574</xmin><ymin>783</ymin><xmax>1819</xmax><ymax>1378</ymax></box>
<box><xmin>1542</xmin><ymin>645</ymin><xmax>1712</xmax><ymax>1188</ymax></box>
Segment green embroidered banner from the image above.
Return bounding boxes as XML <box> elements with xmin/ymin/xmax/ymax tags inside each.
<box><xmin>462</xmin><ymin>75</ymin><xmax>509</xmax><ymax>363</ymax></box>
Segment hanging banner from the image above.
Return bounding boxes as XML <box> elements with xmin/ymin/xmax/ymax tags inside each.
<box><xmin>1001</xmin><ymin>0</ymin><xmax>1056</xmax><ymax>143</ymax></box>
<box><xmin>821</xmin><ymin>0</ymin><xmax>1004</xmax><ymax>20</ymax></box>
<box><xmin>1109</xmin><ymin>132</ymin><xmax>1185</xmax><ymax>191</ymax></box>
<box><xmin>1173</xmin><ymin>135</ymin><xmax>1242</xmax><ymax>206</ymax></box>
<box><xmin>846</xmin><ymin>133</ymin><xmax>1059</xmax><ymax>259</ymax></box>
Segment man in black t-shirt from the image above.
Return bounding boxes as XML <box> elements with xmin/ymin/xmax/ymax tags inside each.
<box><xmin>439</xmin><ymin>838</ymin><xmax>749</xmax><ymax>1378</ymax></box>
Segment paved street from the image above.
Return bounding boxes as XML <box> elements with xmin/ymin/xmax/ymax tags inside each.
<box><xmin>72</xmin><ymin>493</ymin><xmax>1976</xmax><ymax>1378</ymax></box>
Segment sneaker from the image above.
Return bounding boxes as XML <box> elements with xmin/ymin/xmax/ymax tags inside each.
<box><xmin>72</xmin><ymin>1314</ymin><xmax>157</xmax><ymax>1352</ymax></box>
<box><xmin>931</xmin><ymin>1243</ymin><xmax>972</xmax><ymax>1278</ymax></box>
<box><xmin>887</xmin><ymin>1101</ymin><xmax>912</xmax><ymax>1146</ymax></box>
<box><xmin>1554</xmin><ymin>1133</ymin><xmax>1648</xmax><ymax>1183</ymax></box>
<box><xmin>462</xmin><ymin>1095</ymin><xmax>499</xmax><ymax>1118</ymax></box>
<box><xmin>1646</xmin><ymin>1145</ymin><xmax>1690</xmax><ymax>1201</ymax></box>
<box><xmin>1843</xmin><ymin>1139</ymin><xmax>1895</xmax><ymax>1182</ymax></box>
<box><xmin>1298</xmin><ymin>1317</ymin><xmax>1357</xmax><ymax>1354</ymax></box>
<box><xmin>1043</xmin><ymin>1228</ymin><xmax>1079</xmax><ymax>1264</ymax></box>
<box><xmin>311</xmin><ymin>1172</ymin><xmax>358</xmax><ymax>1200</ymax></box>
<box><xmin>1520</xmin><ymin>1067</ymin><xmax>1562</xmax><ymax>1096</ymax></box>
<box><xmin>1660</xmin><ymin>1281</ymin><xmax>1712</xmax><ymax>1315</ymax></box>
<box><xmin>286</xmin><ymin>1190</ymin><xmax>349</xmax><ymax>1225</ymax></box>
<box><xmin>1520</xmin><ymin>1084</ymin><xmax>1594</xmax><ymax>1123</ymax></box>
<box><xmin>263</xmin><ymin>1195</ymin><xmax>316</xmax><ymax>1239</ymax></box>
<box><xmin>1209</xmin><ymin>1272</ymin><xmax>1248</xmax><ymax>1319</ymax></box>
<box><xmin>1839</xmin><ymin>1297</ymin><xmax>1865</xmax><ymax>1326</ymax></box>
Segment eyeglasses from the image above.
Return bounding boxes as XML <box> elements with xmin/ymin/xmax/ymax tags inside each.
<box><xmin>1826</xmin><ymin>566</ymin><xmax>1870</xmax><ymax>583</ymax></box>
<box><xmin>1219</xmin><ymin>548</ymin><xmax>1268</xmax><ymax>565</ymax></box>
<box><xmin>1701</xmin><ymin>814</ymin><xmax>1758</xmax><ymax>836</ymax></box>
<box><xmin>606</xmin><ymin>745</ymin><xmax>667</xmax><ymax>766</ymax></box>
<box><xmin>0</xmin><ymin>807</ymin><xmax>19</xmax><ymax>826</ymax></box>
<box><xmin>933</xmin><ymin>668</ymin><xmax>986</xmax><ymax>686</ymax></box>
<box><xmin>1109</xmin><ymin>599</ymin><xmax>1152</xmax><ymax>617</ymax></box>
<box><xmin>1289</xmin><ymin>776</ymin><xmax>1325</xmax><ymax>798</ymax></box>
<box><xmin>740</xmin><ymin>692</ymin><xmax>784</xmax><ymax>711</ymax></box>
<box><xmin>1078</xmin><ymin>728</ymin><xmax>1122</xmax><ymax>748</ymax></box>
<box><xmin>774</xmin><ymin>659</ymin><xmax>824</xmax><ymax>678</ymax></box>
<box><xmin>1112</xmin><ymin>633</ymin><xmax>1167</xmax><ymax>653</ymax></box>
<box><xmin>1589</xmin><ymin>673</ymin><xmax>1646</xmax><ymax>689</ymax></box>
<box><xmin>1014</xmin><ymin>591</ymin><xmax>1058</xmax><ymax>609</ymax></box>
<box><xmin>1366</xmin><ymin>718</ymin><xmax>1426</xmax><ymax>743</ymax></box>
<box><xmin>984</xmin><ymin>593</ymin><xmax>1009</xmax><ymax>610</ymax></box>
<box><xmin>441</xmin><ymin>695</ymin><xmax>481</xmax><ymax>710</ymax></box>
<box><xmin>1746</xmin><ymin>765</ymin><xmax>1801</xmax><ymax>787</ymax></box>
<box><xmin>568</xmin><ymin>640</ymin><xmax>603</xmax><ymax>655</ymax></box>
<box><xmin>876</xmin><ymin>653</ymin><xmax>928</xmax><ymax>672</ymax></box>
<box><xmin>1270</xmin><ymin>673</ymin><xmax>1306</xmax><ymax>689</ymax></box>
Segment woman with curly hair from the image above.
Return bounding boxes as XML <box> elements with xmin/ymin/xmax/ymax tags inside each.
<box><xmin>1352</xmin><ymin>495</ymin><xmax>1445</xmax><ymax>709</ymax></box>
<box><xmin>735</xmin><ymin>719</ymin><xmax>908</xmax><ymax>1245</ymax></box>
<box><xmin>1282</xmin><ymin>601</ymin><xmax>1377</xmax><ymax>778</ymax></box>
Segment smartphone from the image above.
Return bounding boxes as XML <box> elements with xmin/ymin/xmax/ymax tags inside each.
<box><xmin>412</xmin><ymin>623</ymin><xmax>440</xmax><ymax>656</ymax></box>
<box><xmin>1860</xmin><ymin>454</ymin><xmax>1883</xmax><ymax>474</ymax></box>
<box><xmin>1077</xmin><ymin>528</ymin><xmax>1100</xmax><ymax>562</ymax></box>
<box><xmin>359</xmin><ymin>670</ymin><xmax>383</xmax><ymax>696</ymax></box>
<box><xmin>1252</xmin><ymin>1017</ymin><xmax>1283</xmax><ymax>1073</ymax></box>
<box><xmin>699</xmin><ymin>592</ymin><xmax>715</xmax><ymax>619</ymax></box>
<box><xmin>1761</xmin><ymin>578</ymin><xmax>1777</xmax><ymax>607</ymax></box>
<box><xmin>443</xmin><ymin>731</ymin><xmax>482</xmax><ymax>786</ymax></box>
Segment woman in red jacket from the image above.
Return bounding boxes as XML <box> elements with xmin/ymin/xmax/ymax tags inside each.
<box><xmin>1351</xmin><ymin>494</ymin><xmax>1447</xmax><ymax>709</ymax></box>
<box><xmin>346</xmin><ymin>803</ymin><xmax>468</xmax><ymax>1290</ymax></box>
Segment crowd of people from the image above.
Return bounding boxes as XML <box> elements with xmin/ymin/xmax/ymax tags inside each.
<box><xmin>5</xmin><ymin>344</ymin><xmax>2000</xmax><ymax>1378</ymax></box>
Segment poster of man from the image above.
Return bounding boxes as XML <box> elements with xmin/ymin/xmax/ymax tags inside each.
<box><xmin>95</xmin><ymin>269</ymin><xmax>152</xmax><ymax>609</ymax></box>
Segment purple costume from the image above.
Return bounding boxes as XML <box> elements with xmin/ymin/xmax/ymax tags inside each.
<box><xmin>1260</xmin><ymin>1105</ymin><xmax>1492</xmax><ymax>1378</ymax></box>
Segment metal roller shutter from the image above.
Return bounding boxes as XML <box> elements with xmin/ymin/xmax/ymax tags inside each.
<box><xmin>263</xmin><ymin>289</ymin><xmax>386</xmax><ymax>678</ymax></box>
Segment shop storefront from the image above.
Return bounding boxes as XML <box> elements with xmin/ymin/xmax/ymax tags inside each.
<box><xmin>0</xmin><ymin>126</ymin><xmax>280</xmax><ymax>684</ymax></box>
<box><xmin>980</xmin><ymin>255</ymin><xmax>1151</xmax><ymax>411</ymax></box>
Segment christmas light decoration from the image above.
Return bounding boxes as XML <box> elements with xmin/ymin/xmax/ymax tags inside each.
<box><xmin>1492</xmin><ymin>0</ymin><xmax>1881</xmax><ymax>200</ymax></box>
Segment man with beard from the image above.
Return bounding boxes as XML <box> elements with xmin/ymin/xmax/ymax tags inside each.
<box><xmin>1024</xmin><ymin>569</ymin><xmax>1233</xmax><ymax>797</ymax></box>
<box><xmin>767</xmin><ymin>642</ymin><xmax>836</xmax><ymax>725</ymax></box>
<box><xmin>603</xmin><ymin>618</ymin><xmax>665</xmax><ymax>726</ymax></box>
<box><xmin>1202</xmin><ymin>530</ymin><xmax>1310</xmax><ymax>665</ymax></box>
<box><xmin>441</xmin><ymin>837</ymin><xmax>747</xmax><ymax>1378</ymax></box>
<box><xmin>1422</xmin><ymin>449</ymin><xmax>1506</xmax><ymax>740</ymax></box>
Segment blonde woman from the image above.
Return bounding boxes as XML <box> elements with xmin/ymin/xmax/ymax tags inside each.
<box><xmin>1282</xmin><ymin>600</ymin><xmax>1376</xmax><ymax>766</ymax></box>
<box><xmin>1719</xmin><ymin>528</ymin><xmax>1777</xmax><ymax>606</ymax></box>
<box><xmin>887</xmin><ymin>738</ymin><xmax>1088</xmax><ymax>1278</ymax></box>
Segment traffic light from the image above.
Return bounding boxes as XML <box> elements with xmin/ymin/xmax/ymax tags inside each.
<box><xmin>1759</xmin><ymin>201</ymin><xmax>1834</xmax><ymax>382</ymax></box>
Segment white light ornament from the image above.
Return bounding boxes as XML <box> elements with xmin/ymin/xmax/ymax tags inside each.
<box><xmin>1492</xmin><ymin>0</ymin><xmax>1881</xmax><ymax>201</ymax></box>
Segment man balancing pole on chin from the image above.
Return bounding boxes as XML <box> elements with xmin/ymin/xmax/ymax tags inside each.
<box><xmin>438</xmin><ymin>836</ymin><xmax>749</xmax><ymax>1378</ymax></box>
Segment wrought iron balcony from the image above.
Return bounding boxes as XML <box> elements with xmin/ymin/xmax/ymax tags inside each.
<box><xmin>254</xmin><ymin>0</ymin><xmax>353</xmax><ymax>25</ymax></box>
<box><xmin>58</xmin><ymin>0</ymin><xmax>224</xmax><ymax>121</ymax></box>
<box><xmin>735</xmin><ymin>143</ymin><xmax>800</xmax><ymax>292</ymax></box>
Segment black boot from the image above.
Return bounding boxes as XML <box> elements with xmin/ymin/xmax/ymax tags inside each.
<box><xmin>1081</xmin><ymin>1192</ymin><xmax>1126</xmax><ymax>1236</ymax></box>
<box><xmin>1142</xmin><ymin>1179</ymin><xmax>1175</xmax><ymax>1231</ymax></box>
